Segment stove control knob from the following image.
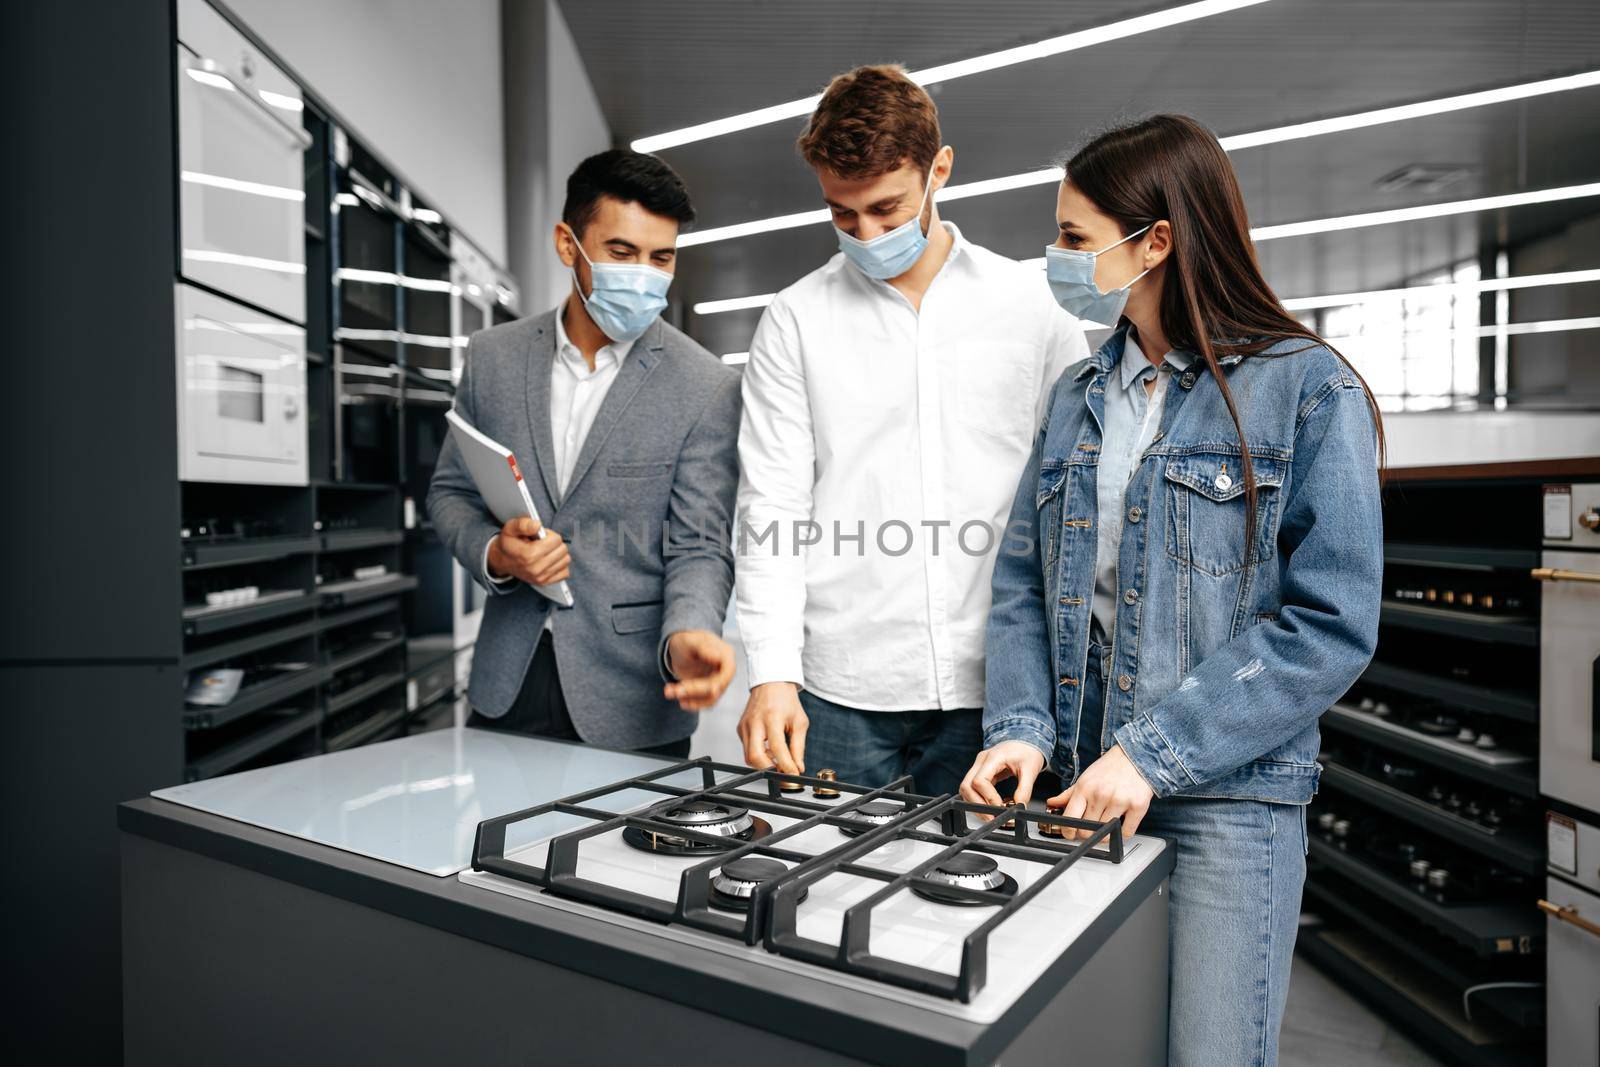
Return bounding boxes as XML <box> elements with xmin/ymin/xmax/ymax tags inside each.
<box><xmin>1580</xmin><ymin>508</ymin><xmax>1599</xmax><ymax>531</ymax></box>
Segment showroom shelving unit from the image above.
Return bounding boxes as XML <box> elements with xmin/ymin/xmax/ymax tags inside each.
<box><xmin>1302</xmin><ymin>475</ymin><xmax>1550</xmax><ymax>1066</ymax></box>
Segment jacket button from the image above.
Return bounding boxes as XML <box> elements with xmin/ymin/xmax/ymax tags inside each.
<box><xmin>1128</xmin><ymin>506</ymin><xmax>1142</xmax><ymax>523</ymax></box>
<box><xmin>1180</xmin><ymin>373</ymin><xmax>1195</xmax><ymax>389</ymax></box>
<box><xmin>1124</xmin><ymin>588</ymin><xmax>1138</xmax><ymax>605</ymax></box>
<box><xmin>1117</xmin><ymin>674</ymin><xmax>1133</xmax><ymax>692</ymax></box>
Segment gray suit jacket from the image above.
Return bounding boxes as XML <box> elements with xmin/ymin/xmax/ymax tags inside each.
<box><xmin>427</xmin><ymin>309</ymin><xmax>740</xmax><ymax>749</ymax></box>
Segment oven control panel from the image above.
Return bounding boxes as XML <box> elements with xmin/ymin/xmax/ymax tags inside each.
<box><xmin>1544</xmin><ymin>482</ymin><xmax>1600</xmax><ymax>550</ymax></box>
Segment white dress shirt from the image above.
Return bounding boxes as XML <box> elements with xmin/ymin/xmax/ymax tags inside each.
<box><xmin>735</xmin><ymin>222</ymin><xmax>1090</xmax><ymax>710</ymax></box>
<box><xmin>485</xmin><ymin>300</ymin><xmax>634</xmax><ymax>617</ymax></box>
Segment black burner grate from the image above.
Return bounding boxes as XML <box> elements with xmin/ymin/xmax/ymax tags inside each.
<box><xmin>471</xmin><ymin>757</ymin><xmax>1124</xmax><ymax>1002</ymax></box>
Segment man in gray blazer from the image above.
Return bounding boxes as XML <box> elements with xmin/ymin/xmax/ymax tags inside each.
<box><xmin>428</xmin><ymin>150</ymin><xmax>740</xmax><ymax>757</ymax></box>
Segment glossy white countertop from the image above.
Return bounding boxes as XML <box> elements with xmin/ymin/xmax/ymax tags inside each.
<box><xmin>151</xmin><ymin>729</ymin><xmax>695</xmax><ymax>876</ymax></box>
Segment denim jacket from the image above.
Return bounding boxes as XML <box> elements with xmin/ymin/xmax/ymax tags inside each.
<box><xmin>983</xmin><ymin>324</ymin><xmax>1382</xmax><ymax>805</ymax></box>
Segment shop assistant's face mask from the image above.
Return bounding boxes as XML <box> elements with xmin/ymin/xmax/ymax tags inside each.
<box><xmin>566</xmin><ymin>226</ymin><xmax>673</xmax><ymax>343</ymax></box>
<box><xmin>1044</xmin><ymin>223</ymin><xmax>1153</xmax><ymax>324</ymax></box>
<box><xmin>834</xmin><ymin>164</ymin><xmax>936</xmax><ymax>280</ymax></box>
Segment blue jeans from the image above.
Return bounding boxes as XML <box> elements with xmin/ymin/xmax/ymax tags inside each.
<box><xmin>796</xmin><ymin>691</ymin><xmax>982</xmax><ymax>797</ymax></box>
<box><xmin>1141</xmin><ymin>796</ymin><xmax>1307</xmax><ymax>1066</ymax></box>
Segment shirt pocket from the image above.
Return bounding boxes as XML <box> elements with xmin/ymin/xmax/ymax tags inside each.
<box><xmin>1163</xmin><ymin>450</ymin><xmax>1286</xmax><ymax>576</ymax></box>
<box><xmin>607</xmin><ymin>461</ymin><xmax>674</xmax><ymax>479</ymax></box>
<box><xmin>1035</xmin><ymin>462</ymin><xmax>1069</xmax><ymax>567</ymax></box>
<box><xmin>611</xmin><ymin>600</ymin><xmax>664</xmax><ymax>635</ymax></box>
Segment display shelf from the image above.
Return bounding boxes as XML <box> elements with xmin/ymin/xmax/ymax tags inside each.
<box><xmin>315</xmin><ymin>598</ymin><xmax>396</xmax><ymax>634</ymax></box>
<box><xmin>324</xmin><ymin>705</ymin><xmax>406</xmax><ymax>752</ymax></box>
<box><xmin>181</xmin><ymin>590</ymin><xmax>314</xmax><ymax>637</ymax></box>
<box><xmin>325</xmin><ymin>670</ymin><xmax>405</xmax><ymax>715</ymax></box>
<box><xmin>1379</xmin><ymin>600</ymin><xmax>1538</xmax><ymax>647</ymax></box>
<box><xmin>317</xmin><ymin>573</ymin><xmax>417</xmax><ymax>609</ymax></box>
<box><xmin>1382</xmin><ymin>543</ymin><xmax>1541</xmax><ymax>571</ymax></box>
<box><xmin>320</xmin><ymin>528</ymin><xmax>403</xmax><ymax>553</ymax></box>
<box><xmin>181</xmin><ymin>535</ymin><xmax>319</xmax><ymax>570</ymax></box>
<box><xmin>184</xmin><ymin>707</ymin><xmax>320</xmax><ymax>782</ymax></box>
<box><xmin>324</xmin><ymin>634</ymin><xmax>404</xmax><ymax>676</ymax></box>
<box><xmin>1317</xmin><ymin>761</ymin><xmax>1544</xmax><ymax>874</ymax></box>
<box><xmin>1322</xmin><ymin>704</ymin><xmax>1538</xmax><ymax>798</ymax></box>
<box><xmin>182</xmin><ymin>665</ymin><xmax>330</xmax><ymax>730</ymax></box>
<box><xmin>1307</xmin><ymin>839</ymin><xmax>1540</xmax><ymax>956</ymax></box>
<box><xmin>1361</xmin><ymin>662</ymin><xmax>1538</xmax><ymax>724</ymax></box>
<box><xmin>1296</xmin><ymin>927</ymin><xmax>1541</xmax><ymax>1067</ymax></box>
<box><xmin>181</xmin><ymin>616</ymin><xmax>323</xmax><ymax>672</ymax></box>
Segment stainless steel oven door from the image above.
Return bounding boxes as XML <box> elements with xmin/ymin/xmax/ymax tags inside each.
<box><xmin>176</xmin><ymin>0</ymin><xmax>307</xmax><ymax>323</ymax></box>
<box><xmin>175</xmin><ymin>282</ymin><xmax>307</xmax><ymax>485</ymax></box>
<box><xmin>1544</xmin><ymin>862</ymin><xmax>1600</xmax><ymax>1064</ymax></box>
<box><xmin>1539</xmin><ymin>548</ymin><xmax>1600</xmax><ymax>815</ymax></box>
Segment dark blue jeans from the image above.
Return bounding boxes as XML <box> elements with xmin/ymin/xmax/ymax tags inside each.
<box><xmin>796</xmin><ymin>690</ymin><xmax>983</xmax><ymax>797</ymax></box>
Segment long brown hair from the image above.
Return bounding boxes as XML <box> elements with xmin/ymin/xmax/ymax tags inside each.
<box><xmin>1063</xmin><ymin>114</ymin><xmax>1385</xmax><ymax>560</ymax></box>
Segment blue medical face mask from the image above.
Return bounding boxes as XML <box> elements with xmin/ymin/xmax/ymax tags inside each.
<box><xmin>566</xmin><ymin>228</ymin><xmax>673</xmax><ymax>343</ymax></box>
<box><xmin>1044</xmin><ymin>223</ymin><xmax>1153</xmax><ymax>324</ymax></box>
<box><xmin>834</xmin><ymin>165</ymin><xmax>936</xmax><ymax>280</ymax></box>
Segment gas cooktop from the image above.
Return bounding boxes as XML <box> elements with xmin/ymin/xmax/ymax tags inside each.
<box><xmin>461</xmin><ymin>757</ymin><xmax>1165</xmax><ymax>1021</ymax></box>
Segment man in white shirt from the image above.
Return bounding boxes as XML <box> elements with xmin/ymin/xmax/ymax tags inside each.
<box><xmin>734</xmin><ymin>65</ymin><xmax>1090</xmax><ymax>794</ymax></box>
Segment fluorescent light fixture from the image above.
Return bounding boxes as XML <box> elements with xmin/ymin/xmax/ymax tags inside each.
<box><xmin>1219</xmin><ymin>69</ymin><xmax>1600</xmax><ymax>151</ymax></box>
<box><xmin>1328</xmin><ymin>315</ymin><xmax>1600</xmax><ymax>344</ymax></box>
<box><xmin>1250</xmin><ymin>181</ymin><xmax>1600</xmax><ymax>241</ymax></box>
<box><xmin>187</xmin><ymin>318</ymin><xmax>304</xmax><ymax>337</ymax></box>
<box><xmin>676</xmin><ymin>68</ymin><xmax>1600</xmax><ymax>250</ymax></box>
<box><xmin>1281</xmin><ymin>267</ymin><xmax>1600</xmax><ymax>311</ymax></box>
<box><xmin>181</xmin><ymin>170</ymin><xmax>304</xmax><ymax>202</ymax></box>
<box><xmin>721</xmin><ymin>352</ymin><xmax>751</xmax><ymax>365</ymax></box>
<box><xmin>412</xmin><ymin>208</ymin><xmax>443</xmax><ymax>224</ymax></box>
<box><xmin>183</xmin><ymin>248</ymin><xmax>306</xmax><ymax>275</ymax></box>
<box><xmin>693</xmin><ymin>292</ymin><xmax>779</xmax><ymax>315</ymax></box>
<box><xmin>257</xmin><ymin>88</ymin><xmax>302</xmax><ymax>113</ymax></box>
<box><xmin>633</xmin><ymin>0</ymin><xmax>1272</xmax><ymax>153</ymax></box>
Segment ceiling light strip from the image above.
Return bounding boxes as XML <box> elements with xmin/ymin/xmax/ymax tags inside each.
<box><xmin>1282</xmin><ymin>267</ymin><xmax>1600</xmax><ymax>310</ymax></box>
<box><xmin>676</xmin><ymin>69</ymin><xmax>1600</xmax><ymax>249</ymax></box>
<box><xmin>1250</xmin><ymin>182</ymin><xmax>1600</xmax><ymax>241</ymax></box>
<box><xmin>632</xmin><ymin>0</ymin><xmax>1271</xmax><ymax>153</ymax></box>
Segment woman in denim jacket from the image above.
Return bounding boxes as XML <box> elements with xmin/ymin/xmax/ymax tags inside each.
<box><xmin>961</xmin><ymin>115</ymin><xmax>1384</xmax><ymax>1066</ymax></box>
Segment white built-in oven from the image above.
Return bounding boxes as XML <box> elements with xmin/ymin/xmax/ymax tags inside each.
<box><xmin>1538</xmin><ymin>481</ymin><xmax>1600</xmax><ymax>1066</ymax></box>
<box><xmin>175</xmin><ymin>0</ymin><xmax>308</xmax><ymax>323</ymax></box>
<box><xmin>175</xmin><ymin>282</ymin><xmax>306</xmax><ymax>485</ymax></box>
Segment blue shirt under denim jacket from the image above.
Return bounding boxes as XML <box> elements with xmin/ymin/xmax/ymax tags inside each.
<box><xmin>983</xmin><ymin>324</ymin><xmax>1382</xmax><ymax>805</ymax></box>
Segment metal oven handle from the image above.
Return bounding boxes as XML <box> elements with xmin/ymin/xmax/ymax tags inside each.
<box><xmin>187</xmin><ymin>56</ymin><xmax>312</xmax><ymax>150</ymax></box>
<box><xmin>1531</xmin><ymin>567</ymin><xmax>1600</xmax><ymax>585</ymax></box>
<box><xmin>1538</xmin><ymin>898</ymin><xmax>1600</xmax><ymax>939</ymax></box>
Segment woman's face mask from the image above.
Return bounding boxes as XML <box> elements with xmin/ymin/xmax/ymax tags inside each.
<box><xmin>565</xmin><ymin>226</ymin><xmax>673</xmax><ymax>343</ymax></box>
<box><xmin>1043</xmin><ymin>223</ymin><xmax>1153</xmax><ymax>324</ymax></box>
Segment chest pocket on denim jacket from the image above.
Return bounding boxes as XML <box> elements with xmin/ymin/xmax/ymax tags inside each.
<box><xmin>1036</xmin><ymin>463</ymin><xmax>1069</xmax><ymax>567</ymax></box>
<box><xmin>1165</xmin><ymin>451</ymin><xmax>1286</xmax><ymax>576</ymax></box>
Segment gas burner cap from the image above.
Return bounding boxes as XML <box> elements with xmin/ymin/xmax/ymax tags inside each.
<box><xmin>707</xmin><ymin>856</ymin><xmax>808</xmax><ymax>912</ymax></box>
<box><xmin>838</xmin><ymin>800</ymin><xmax>906</xmax><ymax>837</ymax></box>
<box><xmin>621</xmin><ymin>800</ymin><xmax>771</xmax><ymax>855</ymax></box>
<box><xmin>911</xmin><ymin>853</ymin><xmax>1019</xmax><ymax>906</ymax></box>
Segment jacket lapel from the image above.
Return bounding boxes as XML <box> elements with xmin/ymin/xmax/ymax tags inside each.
<box><xmin>559</xmin><ymin>319</ymin><xmax>664</xmax><ymax>504</ymax></box>
<box><xmin>522</xmin><ymin>312</ymin><xmax>562</xmax><ymax>507</ymax></box>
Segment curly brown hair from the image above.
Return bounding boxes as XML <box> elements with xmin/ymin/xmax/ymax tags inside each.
<box><xmin>796</xmin><ymin>64</ymin><xmax>941</xmax><ymax>179</ymax></box>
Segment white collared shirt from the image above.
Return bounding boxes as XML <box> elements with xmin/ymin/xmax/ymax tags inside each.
<box><xmin>735</xmin><ymin>222</ymin><xmax>1091</xmax><ymax>710</ymax></box>
<box><xmin>484</xmin><ymin>300</ymin><xmax>635</xmax><ymax>607</ymax></box>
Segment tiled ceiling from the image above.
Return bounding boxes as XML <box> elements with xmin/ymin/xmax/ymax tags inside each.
<box><xmin>558</xmin><ymin>0</ymin><xmax>1600</xmax><ymax>355</ymax></box>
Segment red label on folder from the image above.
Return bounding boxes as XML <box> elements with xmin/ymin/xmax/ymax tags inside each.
<box><xmin>507</xmin><ymin>455</ymin><xmax>523</xmax><ymax>481</ymax></box>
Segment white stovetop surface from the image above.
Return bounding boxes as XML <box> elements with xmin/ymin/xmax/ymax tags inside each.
<box><xmin>151</xmin><ymin>729</ymin><xmax>693</xmax><ymax>875</ymax></box>
<box><xmin>459</xmin><ymin>788</ymin><xmax>1167</xmax><ymax>1023</ymax></box>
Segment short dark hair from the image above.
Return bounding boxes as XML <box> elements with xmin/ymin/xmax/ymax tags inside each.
<box><xmin>561</xmin><ymin>149</ymin><xmax>695</xmax><ymax>237</ymax></box>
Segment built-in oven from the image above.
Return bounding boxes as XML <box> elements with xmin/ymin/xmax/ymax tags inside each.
<box><xmin>175</xmin><ymin>282</ymin><xmax>306</xmax><ymax>485</ymax></box>
<box><xmin>333</xmin><ymin>343</ymin><xmax>399</xmax><ymax>484</ymax></box>
<box><xmin>332</xmin><ymin>130</ymin><xmax>402</xmax><ymax>365</ymax></box>
<box><xmin>1537</xmin><ymin>481</ymin><xmax>1600</xmax><ymax>1065</ymax></box>
<box><xmin>175</xmin><ymin>0</ymin><xmax>307</xmax><ymax>324</ymax></box>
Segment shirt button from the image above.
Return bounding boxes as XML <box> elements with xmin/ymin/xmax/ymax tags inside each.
<box><xmin>1128</xmin><ymin>506</ymin><xmax>1142</xmax><ymax>523</ymax></box>
<box><xmin>1124</xmin><ymin>588</ymin><xmax>1138</xmax><ymax>605</ymax></box>
<box><xmin>1117</xmin><ymin>674</ymin><xmax>1133</xmax><ymax>692</ymax></box>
